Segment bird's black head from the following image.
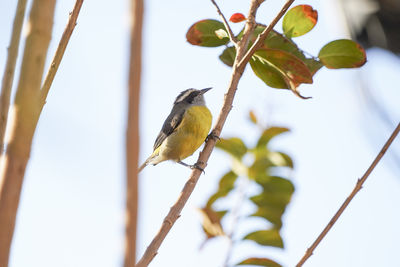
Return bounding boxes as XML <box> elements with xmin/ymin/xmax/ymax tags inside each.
<box><xmin>174</xmin><ymin>87</ymin><xmax>211</xmax><ymax>105</ymax></box>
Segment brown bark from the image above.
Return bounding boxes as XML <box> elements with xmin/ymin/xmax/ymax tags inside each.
<box><xmin>0</xmin><ymin>0</ymin><xmax>56</xmax><ymax>266</ymax></box>
<box><xmin>125</xmin><ymin>0</ymin><xmax>144</xmax><ymax>266</ymax></box>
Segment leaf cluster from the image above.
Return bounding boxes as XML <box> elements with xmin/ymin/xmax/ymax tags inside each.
<box><xmin>186</xmin><ymin>4</ymin><xmax>367</xmax><ymax>98</ymax></box>
<box><xmin>199</xmin><ymin>112</ymin><xmax>294</xmax><ymax>267</ymax></box>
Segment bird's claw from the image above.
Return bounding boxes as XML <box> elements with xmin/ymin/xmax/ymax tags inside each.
<box><xmin>206</xmin><ymin>131</ymin><xmax>220</xmax><ymax>142</ymax></box>
<box><xmin>190</xmin><ymin>162</ymin><xmax>205</xmax><ymax>174</ymax></box>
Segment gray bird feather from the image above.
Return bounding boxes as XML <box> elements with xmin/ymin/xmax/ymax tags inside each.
<box><xmin>153</xmin><ymin>104</ymin><xmax>186</xmax><ymax>151</ymax></box>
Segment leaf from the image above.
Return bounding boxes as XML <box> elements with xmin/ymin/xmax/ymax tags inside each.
<box><xmin>219</xmin><ymin>46</ymin><xmax>236</xmax><ymax>67</ymax></box>
<box><xmin>206</xmin><ymin>171</ymin><xmax>238</xmax><ymax>207</ymax></box>
<box><xmin>250</xmin><ymin>176</ymin><xmax>295</xmax><ymax>228</ymax></box>
<box><xmin>282</xmin><ymin>5</ymin><xmax>318</xmax><ymax>38</ymax></box>
<box><xmin>186</xmin><ymin>19</ymin><xmax>230</xmax><ymax>47</ymax></box>
<box><xmin>216</xmin><ymin>137</ymin><xmax>248</xmax><ymax>160</ymax></box>
<box><xmin>237</xmin><ymin>257</ymin><xmax>282</xmax><ymax>267</ymax></box>
<box><xmin>250</xmin><ymin>49</ymin><xmax>313</xmax><ymax>91</ymax></box>
<box><xmin>256</xmin><ymin>127</ymin><xmax>289</xmax><ymax>149</ymax></box>
<box><xmin>199</xmin><ymin>207</ymin><xmax>225</xmax><ymax>239</ymax></box>
<box><xmin>244</xmin><ymin>229</ymin><xmax>284</xmax><ymax>248</ymax></box>
<box><xmin>224</xmin><ymin>28</ymin><xmax>323</xmax><ymax>77</ymax></box>
<box><xmin>318</xmin><ymin>39</ymin><xmax>367</xmax><ymax>69</ymax></box>
<box><xmin>230</xmin><ymin>13</ymin><xmax>246</xmax><ymax>23</ymax></box>
<box><xmin>248</xmin><ymin>157</ymin><xmax>272</xmax><ymax>179</ymax></box>
<box><xmin>268</xmin><ymin>151</ymin><xmax>294</xmax><ymax>168</ymax></box>
<box><xmin>249</xmin><ymin>110</ymin><xmax>258</xmax><ymax>124</ymax></box>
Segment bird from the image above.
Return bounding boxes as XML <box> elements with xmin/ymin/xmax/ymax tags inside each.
<box><xmin>138</xmin><ymin>87</ymin><xmax>213</xmax><ymax>173</ymax></box>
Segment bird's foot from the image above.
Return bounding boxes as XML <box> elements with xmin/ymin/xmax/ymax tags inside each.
<box><xmin>205</xmin><ymin>130</ymin><xmax>220</xmax><ymax>142</ymax></box>
<box><xmin>178</xmin><ymin>161</ymin><xmax>205</xmax><ymax>174</ymax></box>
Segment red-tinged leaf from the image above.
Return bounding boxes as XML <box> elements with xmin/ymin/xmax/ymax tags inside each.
<box><xmin>250</xmin><ymin>49</ymin><xmax>313</xmax><ymax>98</ymax></box>
<box><xmin>318</xmin><ymin>39</ymin><xmax>367</xmax><ymax>69</ymax></box>
<box><xmin>244</xmin><ymin>229</ymin><xmax>284</xmax><ymax>248</ymax></box>
<box><xmin>186</xmin><ymin>19</ymin><xmax>229</xmax><ymax>47</ymax></box>
<box><xmin>283</xmin><ymin>5</ymin><xmax>318</xmax><ymax>38</ymax></box>
<box><xmin>199</xmin><ymin>207</ymin><xmax>225</xmax><ymax>239</ymax></box>
<box><xmin>237</xmin><ymin>257</ymin><xmax>283</xmax><ymax>267</ymax></box>
<box><xmin>230</xmin><ymin>13</ymin><xmax>246</xmax><ymax>23</ymax></box>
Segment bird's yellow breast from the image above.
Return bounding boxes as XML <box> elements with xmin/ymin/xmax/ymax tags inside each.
<box><xmin>158</xmin><ymin>105</ymin><xmax>212</xmax><ymax>161</ymax></box>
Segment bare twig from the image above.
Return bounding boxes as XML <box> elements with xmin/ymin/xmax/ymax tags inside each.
<box><xmin>238</xmin><ymin>0</ymin><xmax>295</xmax><ymax>68</ymax></box>
<box><xmin>0</xmin><ymin>0</ymin><xmax>28</xmax><ymax>154</ymax></box>
<box><xmin>40</xmin><ymin>0</ymin><xmax>84</xmax><ymax>108</ymax></box>
<box><xmin>124</xmin><ymin>0</ymin><xmax>144</xmax><ymax>266</ymax></box>
<box><xmin>135</xmin><ymin>0</ymin><xmax>294</xmax><ymax>266</ymax></box>
<box><xmin>0</xmin><ymin>0</ymin><xmax>56</xmax><ymax>266</ymax></box>
<box><xmin>210</xmin><ymin>0</ymin><xmax>238</xmax><ymax>45</ymax></box>
<box><xmin>296</xmin><ymin>122</ymin><xmax>400</xmax><ymax>267</ymax></box>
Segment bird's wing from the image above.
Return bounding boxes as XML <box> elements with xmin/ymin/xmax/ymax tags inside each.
<box><xmin>153</xmin><ymin>106</ymin><xmax>186</xmax><ymax>151</ymax></box>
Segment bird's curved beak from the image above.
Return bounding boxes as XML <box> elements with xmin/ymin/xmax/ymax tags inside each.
<box><xmin>200</xmin><ymin>87</ymin><xmax>212</xmax><ymax>94</ymax></box>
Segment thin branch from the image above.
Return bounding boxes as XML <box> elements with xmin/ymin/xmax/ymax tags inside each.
<box><xmin>296</xmin><ymin>122</ymin><xmax>400</xmax><ymax>267</ymax></box>
<box><xmin>238</xmin><ymin>0</ymin><xmax>295</xmax><ymax>68</ymax></box>
<box><xmin>40</xmin><ymin>0</ymin><xmax>84</xmax><ymax>108</ymax></box>
<box><xmin>210</xmin><ymin>0</ymin><xmax>238</xmax><ymax>45</ymax></box>
<box><xmin>0</xmin><ymin>0</ymin><xmax>56</xmax><ymax>266</ymax></box>
<box><xmin>124</xmin><ymin>0</ymin><xmax>143</xmax><ymax>265</ymax></box>
<box><xmin>0</xmin><ymin>0</ymin><xmax>28</xmax><ymax>154</ymax></box>
<box><xmin>135</xmin><ymin>0</ymin><xmax>285</xmax><ymax>266</ymax></box>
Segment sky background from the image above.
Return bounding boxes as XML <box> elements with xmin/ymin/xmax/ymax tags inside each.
<box><xmin>0</xmin><ymin>0</ymin><xmax>399</xmax><ymax>267</ymax></box>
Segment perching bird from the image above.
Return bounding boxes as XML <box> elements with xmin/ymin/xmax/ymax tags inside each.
<box><xmin>138</xmin><ymin>88</ymin><xmax>212</xmax><ymax>172</ymax></box>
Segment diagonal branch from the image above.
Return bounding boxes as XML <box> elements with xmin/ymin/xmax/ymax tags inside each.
<box><xmin>0</xmin><ymin>0</ymin><xmax>28</xmax><ymax>154</ymax></box>
<box><xmin>296</xmin><ymin>122</ymin><xmax>400</xmax><ymax>267</ymax></box>
<box><xmin>40</xmin><ymin>0</ymin><xmax>84</xmax><ymax>109</ymax></box>
<box><xmin>135</xmin><ymin>0</ymin><xmax>294</xmax><ymax>266</ymax></box>
<box><xmin>210</xmin><ymin>0</ymin><xmax>238</xmax><ymax>45</ymax></box>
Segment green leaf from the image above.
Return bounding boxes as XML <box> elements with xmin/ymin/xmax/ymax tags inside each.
<box><xmin>199</xmin><ymin>207</ymin><xmax>225</xmax><ymax>239</ymax></box>
<box><xmin>244</xmin><ymin>229</ymin><xmax>284</xmax><ymax>248</ymax></box>
<box><xmin>250</xmin><ymin>49</ymin><xmax>313</xmax><ymax>90</ymax></box>
<box><xmin>186</xmin><ymin>19</ymin><xmax>230</xmax><ymax>47</ymax></box>
<box><xmin>206</xmin><ymin>171</ymin><xmax>238</xmax><ymax>207</ymax></box>
<box><xmin>256</xmin><ymin>127</ymin><xmax>289</xmax><ymax>149</ymax></box>
<box><xmin>219</xmin><ymin>46</ymin><xmax>236</xmax><ymax>67</ymax></box>
<box><xmin>237</xmin><ymin>257</ymin><xmax>282</xmax><ymax>267</ymax></box>
<box><xmin>268</xmin><ymin>151</ymin><xmax>294</xmax><ymax>168</ymax></box>
<box><xmin>283</xmin><ymin>5</ymin><xmax>318</xmax><ymax>38</ymax></box>
<box><xmin>216</xmin><ymin>137</ymin><xmax>248</xmax><ymax>160</ymax></box>
<box><xmin>250</xmin><ymin>176</ymin><xmax>295</xmax><ymax>228</ymax></box>
<box><xmin>248</xmin><ymin>157</ymin><xmax>272</xmax><ymax>179</ymax></box>
<box><xmin>318</xmin><ymin>39</ymin><xmax>367</xmax><ymax>69</ymax></box>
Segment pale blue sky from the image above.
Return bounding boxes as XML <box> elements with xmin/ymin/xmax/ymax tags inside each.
<box><xmin>0</xmin><ymin>0</ymin><xmax>399</xmax><ymax>267</ymax></box>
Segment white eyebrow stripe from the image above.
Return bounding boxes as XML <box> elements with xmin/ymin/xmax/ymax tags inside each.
<box><xmin>175</xmin><ymin>89</ymin><xmax>195</xmax><ymax>103</ymax></box>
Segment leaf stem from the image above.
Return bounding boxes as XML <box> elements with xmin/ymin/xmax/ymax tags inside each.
<box><xmin>296</xmin><ymin>122</ymin><xmax>400</xmax><ymax>267</ymax></box>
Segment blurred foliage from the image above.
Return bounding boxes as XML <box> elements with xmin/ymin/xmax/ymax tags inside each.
<box><xmin>198</xmin><ymin>111</ymin><xmax>294</xmax><ymax>267</ymax></box>
<box><xmin>186</xmin><ymin>4</ymin><xmax>367</xmax><ymax>98</ymax></box>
